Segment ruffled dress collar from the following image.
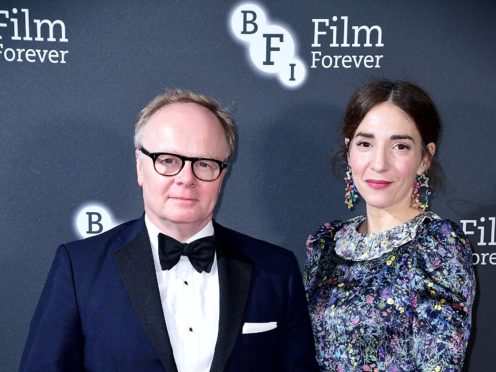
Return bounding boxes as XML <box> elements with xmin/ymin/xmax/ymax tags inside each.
<box><xmin>334</xmin><ymin>211</ymin><xmax>440</xmax><ymax>261</ymax></box>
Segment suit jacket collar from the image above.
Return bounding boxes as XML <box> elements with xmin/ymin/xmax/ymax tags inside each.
<box><xmin>113</xmin><ymin>218</ymin><xmax>253</xmax><ymax>372</ymax></box>
<box><xmin>113</xmin><ymin>218</ymin><xmax>178</xmax><ymax>372</ymax></box>
<box><xmin>210</xmin><ymin>222</ymin><xmax>253</xmax><ymax>372</ymax></box>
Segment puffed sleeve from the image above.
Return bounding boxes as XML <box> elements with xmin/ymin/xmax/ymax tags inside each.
<box><xmin>411</xmin><ymin>219</ymin><xmax>475</xmax><ymax>372</ymax></box>
<box><xmin>304</xmin><ymin>222</ymin><xmax>338</xmax><ymax>300</ymax></box>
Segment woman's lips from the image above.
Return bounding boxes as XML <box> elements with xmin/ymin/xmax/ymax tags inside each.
<box><xmin>365</xmin><ymin>180</ymin><xmax>392</xmax><ymax>189</ymax></box>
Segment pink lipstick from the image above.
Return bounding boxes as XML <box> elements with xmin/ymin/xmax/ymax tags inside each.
<box><xmin>366</xmin><ymin>180</ymin><xmax>392</xmax><ymax>189</ymax></box>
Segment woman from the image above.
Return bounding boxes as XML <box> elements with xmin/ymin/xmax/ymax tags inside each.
<box><xmin>304</xmin><ymin>80</ymin><xmax>475</xmax><ymax>372</ymax></box>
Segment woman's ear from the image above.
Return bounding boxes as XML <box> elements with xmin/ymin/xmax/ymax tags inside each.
<box><xmin>418</xmin><ymin>142</ymin><xmax>436</xmax><ymax>175</ymax></box>
<box><xmin>345</xmin><ymin>138</ymin><xmax>350</xmax><ymax>161</ymax></box>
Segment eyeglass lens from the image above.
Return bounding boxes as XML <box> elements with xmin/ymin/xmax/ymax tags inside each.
<box><xmin>154</xmin><ymin>154</ymin><xmax>221</xmax><ymax>181</ymax></box>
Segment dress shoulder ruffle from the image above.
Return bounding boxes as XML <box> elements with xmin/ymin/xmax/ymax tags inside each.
<box><xmin>304</xmin><ymin>218</ymin><xmax>358</xmax><ymax>298</ymax></box>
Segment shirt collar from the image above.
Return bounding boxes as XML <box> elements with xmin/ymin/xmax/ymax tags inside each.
<box><xmin>144</xmin><ymin>214</ymin><xmax>214</xmax><ymax>250</ymax></box>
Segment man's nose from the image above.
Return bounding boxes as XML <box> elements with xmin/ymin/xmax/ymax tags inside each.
<box><xmin>175</xmin><ymin>161</ymin><xmax>196</xmax><ymax>185</ymax></box>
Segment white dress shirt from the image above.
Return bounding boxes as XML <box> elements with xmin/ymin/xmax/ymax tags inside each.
<box><xmin>145</xmin><ymin>216</ymin><xmax>220</xmax><ymax>372</ymax></box>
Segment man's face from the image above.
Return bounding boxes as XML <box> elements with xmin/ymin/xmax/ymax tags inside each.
<box><xmin>136</xmin><ymin>102</ymin><xmax>230</xmax><ymax>239</ymax></box>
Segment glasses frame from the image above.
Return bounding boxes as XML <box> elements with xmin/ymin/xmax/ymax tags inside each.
<box><xmin>139</xmin><ymin>147</ymin><xmax>228</xmax><ymax>182</ymax></box>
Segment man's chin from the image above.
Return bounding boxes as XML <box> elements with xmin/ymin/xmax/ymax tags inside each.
<box><xmin>160</xmin><ymin>213</ymin><xmax>206</xmax><ymax>225</ymax></box>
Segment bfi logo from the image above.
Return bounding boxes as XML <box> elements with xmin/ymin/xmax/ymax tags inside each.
<box><xmin>229</xmin><ymin>2</ymin><xmax>306</xmax><ymax>89</ymax></box>
<box><xmin>73</xmin><ymin>203</ymin><xmax>119</xmax><ymax>239</ymax></box>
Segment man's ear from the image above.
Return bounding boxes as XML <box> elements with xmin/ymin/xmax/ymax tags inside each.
<box><xmin>418</xmin><ymin>142</ymin><xmax>436</xmax><ymax>175</ymax></box>
<box><xmin>136</xmin><ymin>149</ymin><xmax>144</xmax><ymax>187</ymax></box>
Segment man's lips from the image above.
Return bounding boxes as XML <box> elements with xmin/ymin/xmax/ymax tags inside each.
<box><xmin>365</xmin><ymin>179</ymin><xmax>392</xmax><ymax>189</ymax></box>
<box><xmin>169</xmin><ymin>196</ymin><xmax>198</xmax><ymax>202</ymax></box>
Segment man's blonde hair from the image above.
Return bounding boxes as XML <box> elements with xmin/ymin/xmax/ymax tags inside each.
<box><xmin>134</xmin><ymin>88</ymin><xmax>236</xmax><ymax>158</ymax></box>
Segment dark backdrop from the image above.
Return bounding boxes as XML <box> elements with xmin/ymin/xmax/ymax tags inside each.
<box><xmin>1</xmin><ymin>1</ymin><xmax>495</xmax><ymax>370</ymax></box>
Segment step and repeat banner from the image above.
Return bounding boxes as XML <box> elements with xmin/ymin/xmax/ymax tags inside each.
<box><xmin>1</xmin><ymin>0</ymin><xmax>494</xmax><ymax>370</ymax></box>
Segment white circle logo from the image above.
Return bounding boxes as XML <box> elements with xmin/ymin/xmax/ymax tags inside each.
<box><xmin>73</xmin><ymin>202</ymin><xmax>118</xmax><ymax>239</ymax></box>
<box><xmin>229</xmin><ymin>2</ymin><xmax>307</xmax><ymax>89</ymax></box>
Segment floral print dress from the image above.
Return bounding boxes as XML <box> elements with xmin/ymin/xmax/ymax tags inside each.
<box><xmin>304</xmin><ymin>212</ymin><xmax>475</xmax><ymax>372</ymax></box>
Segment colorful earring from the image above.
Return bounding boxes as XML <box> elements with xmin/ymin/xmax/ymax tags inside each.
<box><xmin>412</xmin><ymin>173</ymin><xmax>431</xmax><ymax>211</ymax></box>
<box><xmin>344</xmin><ymin>165</ymin><xmax>359</xmax><ymax>209</ymax></box>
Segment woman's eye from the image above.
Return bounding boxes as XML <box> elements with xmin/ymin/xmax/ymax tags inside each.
<box><xmin>356</xmin><ymin>141</ymin><xmax>371</xmax><ymax>148</ymax></box>
<box><xmin>395</xmin><ymin>143</ymin><xmax>410</xmax><ymax>150</ymax></box>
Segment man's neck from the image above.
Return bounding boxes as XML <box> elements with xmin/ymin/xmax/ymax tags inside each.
<box><xmin>145</xmin><ymin>214</ymin><xmax>213</xmax><ymax>243</ymax></box>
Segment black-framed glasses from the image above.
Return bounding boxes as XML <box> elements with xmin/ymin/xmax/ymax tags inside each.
<box><xmin>140</xmin><ymin>147</ymin><xmax>228</xmax><ymax>182</ymax></box>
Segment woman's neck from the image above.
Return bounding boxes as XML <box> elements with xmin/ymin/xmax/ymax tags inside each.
<box><xmin>360</xmin><ymin>206</ymin><xmax>423</xmax><ymax>234</ymax></box>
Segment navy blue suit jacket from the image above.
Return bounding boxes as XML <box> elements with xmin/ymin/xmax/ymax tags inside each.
<box><xmin>20</xmin><ymin>217</ymin><xmax>318</xmax><ymax>371</ymax></box>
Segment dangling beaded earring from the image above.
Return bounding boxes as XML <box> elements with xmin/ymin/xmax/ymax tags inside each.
<box><xmin>412</xmin><ymin>173</ymin><xmax>431</xmax><ymax>211</ymax></box>
<box><xmin>344</xmin><ymin>165</ymin><xmax>359</xmax><ymax>209</ymax></box>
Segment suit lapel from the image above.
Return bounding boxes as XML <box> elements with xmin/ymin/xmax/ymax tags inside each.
<box><xmin>114</xmin><ymin>226</ymin><xmax>178</xmax><ymax>372</ymax></box>
<box><xmin>210</xmin><ymin>224</ymin><xmax>253</xmax><ymax>372</ymax></box>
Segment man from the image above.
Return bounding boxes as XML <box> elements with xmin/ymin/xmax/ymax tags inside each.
<box><xmin>20</xmin><ymin>89</ymin><xmax>318</xmax><ymax>371</ymax></box>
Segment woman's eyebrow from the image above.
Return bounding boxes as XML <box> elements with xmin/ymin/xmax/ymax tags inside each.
<box><xmin>390</xmin><ymin>134</ymin><xmax>415</xmax><ymax>142</ymax></box>
<box><xmin>354</xmin><ymin>132</ymin><xmax>374</xmax><ymax>138</ymax></box>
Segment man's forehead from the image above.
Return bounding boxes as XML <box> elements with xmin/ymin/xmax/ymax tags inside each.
<box><xmin>141</xmin><ymin>102</ymin><xmax>229</xmax><ymax>156</ymax></box>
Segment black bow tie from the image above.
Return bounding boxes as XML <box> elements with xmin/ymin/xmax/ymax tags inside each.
<box><xmin>158</xmin><ymin>233</ymin><xmax>216</xmax><ymax>273</ymax></box>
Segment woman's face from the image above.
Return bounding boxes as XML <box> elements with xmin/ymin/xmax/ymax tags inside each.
<box><xmin>347</xmin><ymin>101</ymin><xmax>435</xmax><ymax>214</ymax></box>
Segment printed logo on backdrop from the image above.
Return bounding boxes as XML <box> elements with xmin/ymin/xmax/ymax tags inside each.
<box><xmin>461</xmin><ymin>217</ymin><xmax>496</xmax><ymax>266</ymax></box>
<box><xmin>229</xmin><ymin>3</ymin><xmax>306</xmax><ymax>89</ymax></box>
<box><xmin>229</xmin><ymin>2</ymin><xmax>384</xmax><ymax>89</ymax></box>
<box><xmin>73</xmin><ymin>202</ymin><xmax>120</xmax><ymax>239</ymax></box>
<box><xmin>0</xmin><ymin>7</ymin><xmax>68</xmax><ymax>64</ymax></box>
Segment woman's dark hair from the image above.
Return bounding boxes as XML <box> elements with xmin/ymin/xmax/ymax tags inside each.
<box><xmin>333</xmin><ymin>79</ymin><xmax>444</xmax><ymax>192</ymax></box>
